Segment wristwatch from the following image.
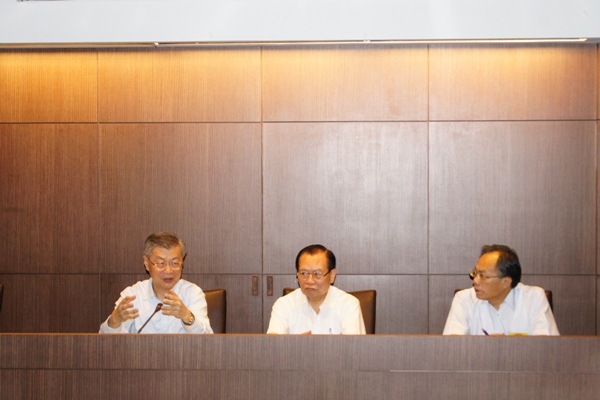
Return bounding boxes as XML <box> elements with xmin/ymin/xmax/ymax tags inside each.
<box><xmin>183</xmin><ymin>312</ymin><xmax>195</xmax><ymax>326</ymax></box>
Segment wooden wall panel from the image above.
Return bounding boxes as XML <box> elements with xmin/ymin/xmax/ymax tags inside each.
<box><xmin>3</xmin><ymin>335</ymin><xmax>598</xmax><ymax>372</ymax></box>
<box><xmin>2</xmin><ymin>335</ymin><xmax>599</xmax><ymax>399</ymax></box>
<box><xmin>100</xmin><ymin>273</ymin><xmax>262</xmax><ymax>334</ymax></box>
<box><xmin>263</xmin><ymin>122</ymin><xmax>428</xmax><ymax>275</ymax></box>
<box><xmin>1</xmin><ymin>367</ymin><xmax>599</xmax><ymax>400</ymax></box>
<box><xmin>0</xmin><ymin>371</ymin><xmax>37</xmax><ymax>399</ymax></box>
<box><xmin>429</xmin><ymin>121</ymin><xmax>596</xmax><ymax>275</ymax></box>
<box><xmin>263</xmin><ymin>274</ymin><xmax>428</xmax><ymax>334</ymax></box>
<box><xmin>99</xmin><ymin>123</ymin><xmax>262</xmax><ymax>275</ymax></box>
<box><xmin>597</xmin><ymin>277</ymin><xmax>600</xmax><ymax>335</ymax></box>
<box><xmin>355</xmin><ymin>372</ymin><xmax>600</xmax><ymax>400</ymax></box>
<box><xmin>0</xmin><ymin>50</ymin><xmax>97</xmax><ymax>123</ymax></box>
<box><xmin>0</xmin><ymin>274</ymin><xmax>99</xmax><ymax>332</ymax></box>
<box><xmin>262</xmin><ymin>45</ymin><xmax>428</xmax><ymax>122</ymax></box>
<box><xmin>335</xmin><ymin>275</ymin><xmax>428</xmax><ymax>334</ymax></box>
<box><xmin>429</xmin><ymin>275</ymin><xmax>595</xmax><ymax>335</ymax></box>
<box><xmin>0</xmin><ymin>45</ymin><xmax>598</xmax><ymax>335</ymax></box>
<box><xmin>429</xmin><ymin>44</ymin><xmax>597</xmax><ymax>121</ymax></box>
<box><xmin>0</xmin><ymin>124</ymin><xmax>99</xmax><ymax>274</ymax></box>
<box><xmin>2</xmin><ymin>369</ymin><xmax>599</xmax><ymax>400</ymax></box>
<box><xmin>97</xmin><ymin>48</ymin><xmax>261</xmax><ymax>122</ymax></box>
<box><xmin>191</xmin><ymin>274</ymin><xmax>263</xmax><ymax>333</ymax></box>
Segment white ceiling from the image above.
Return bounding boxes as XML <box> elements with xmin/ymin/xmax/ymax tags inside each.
<box><xmin>1</xmin><ymin>0</ymin><xmax>599</xmax><ymax>46</ymax></box>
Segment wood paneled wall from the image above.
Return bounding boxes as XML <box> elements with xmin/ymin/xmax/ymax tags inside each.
<box><xmin>1</xmin><ymin>334</ymin><xmax>599</xmax><ymax>399</ymax></box>
<box><xmin>0</xmin><ymin>44</ymin><xmax>597</xmax><ymax>335</ymax></box>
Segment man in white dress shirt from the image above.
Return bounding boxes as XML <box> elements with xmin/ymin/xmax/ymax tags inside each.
<box><xmin>99</xmin><ymin>232</ymin><xmax>213</xmax><ymax>334</ymax></box>
<box><xmin>443</xmin><ymin>244</ymin><xmax>559</xmax><ymax>336</ymax></box>
<box><xmin>267</xmin><ymin>244</ymin><xmax>365</xmax><ymax>335</ymax></box>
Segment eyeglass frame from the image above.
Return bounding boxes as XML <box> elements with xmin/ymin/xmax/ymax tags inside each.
<box><xmin>147</xmin><ymin>259</ymin><xmax>184</xmax><ymax>271</ymax></box>
<box><xmin>468</xmin><ymin>268</ymin><xmax>503</xmax><ymax>281</ymax></box>
<box><xmin>297</xmin><ymin>269</ymin><xmax>332</xmax><ymax>280</ymax></box>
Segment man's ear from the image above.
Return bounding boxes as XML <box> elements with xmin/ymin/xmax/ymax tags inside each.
<box><xmin>328</xmin><ymin>269</ymin><xmax>337</xmax><ymax>285</ymax></box>
<box><xmin>503</xmin><ymin>276</ymin><xmax>513</xmax><ymax>289</ymax></box>
<box><xmin>143</xmin><ymin>256</ymin><xmax>150</xmax><ymax>273</ymax></box>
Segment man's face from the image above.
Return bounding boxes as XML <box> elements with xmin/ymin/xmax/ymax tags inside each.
<box><xmin>472</xmin><ymin>251</ymin><xmax>512</xmax><ymax>307</ymax></box>
<box><xmin>297</xmin><ymin>251</ymin><xmax>336</xmax><ymax>302</ymax></box>
<box><xmin>143</xmin><ymin>245</ymin><xmax>183</xmax><ymax>299</ymax></box>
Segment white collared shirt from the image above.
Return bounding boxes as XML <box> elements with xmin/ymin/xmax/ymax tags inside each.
<box><xmin>267</xmin><ymin>285</ymin><xmax>366</xmax><ymax>335</ymax></box>
<box><xmin>99</xmin><ymin>278</ymin><xmax>213</xmax><ymax>334</ymax></box>
<box><xmin>443</xmin><ymin>283</ymin><xmax>559</xmax><ymax>336</ymax></box>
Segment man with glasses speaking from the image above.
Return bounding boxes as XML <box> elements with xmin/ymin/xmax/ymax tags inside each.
<box><xmin>443</xmin><ymin>244</ymin><xmax>559</xmax><ymax>336</ymax></box>
<box><xmin>99</xmin><ymin>232</ymin><xmax>213</xmax><ymax>334</ymax></box>
<box><xmin>267</xmin><ymin>244</ymin><xmax>366</xmax><ymax>335</ymax></box>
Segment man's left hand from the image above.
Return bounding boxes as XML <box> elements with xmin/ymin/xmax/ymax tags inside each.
<box><xmin>161</xmin><ymin>289</ymin><xmax>191</xmax><ymax>321</ymax></box>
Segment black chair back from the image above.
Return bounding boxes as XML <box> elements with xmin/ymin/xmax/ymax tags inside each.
<box><xmin>204</xmin><ymin>288</ymin><xmax>227</xmax><ymax>333</ymax></box>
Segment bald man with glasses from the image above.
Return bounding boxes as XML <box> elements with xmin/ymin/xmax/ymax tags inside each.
<box><xmin>443</xmin><ymin>244</ymin><xmax>559</xmax><ymax>336</ymax></box>
<box><xmin>267</xmin><ymin>244</ymin><xmax>366</xmax><ymax>335</ymax></box>
<box><xmin>99</xmin><ymin>232</ymin><xmax>213</xmax><ymax>334</ymax></box>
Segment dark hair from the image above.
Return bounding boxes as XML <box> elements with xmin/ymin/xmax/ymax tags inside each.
<box><xmin>480</xmin><ymin>244</ymin><xmax>521</xmax><ymax>288</ymax></box>
<box><xmin>295</xmin><ymin>244</ymin><xmax>336</xmax><ymax>272</ymax></box>
<box><xmin>144</xmin><ymin>232</ymin><xmax>187</xmax><ymax>259</ymax></box>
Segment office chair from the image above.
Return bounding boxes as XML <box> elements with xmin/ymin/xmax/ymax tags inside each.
<box><xmin>204</xmin><ymin>288</ymin><xmax>227</xmax><ymax>333</ymax></box>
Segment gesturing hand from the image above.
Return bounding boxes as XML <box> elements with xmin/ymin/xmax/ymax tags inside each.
<box><xmin>161</xmin><ymin>290</ymin><xmax>191</xmax><ymax>321</ymax></box>
<box><xmin>109</xmin><ymin>295</ymin><xmax>138</xmax><ymax>328</ymax></box>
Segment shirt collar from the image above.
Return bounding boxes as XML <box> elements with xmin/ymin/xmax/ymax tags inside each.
<box><xmin>140</xmin><ymin>279</ymin><xmax>157</xmax><ymax>301</ymax></box>
<box><xmin>141</xmin><ymin>278</ymin><xmax>183</xmax><ymax>301</ymax></box>
<box><xmin>484</xmin><ymin>287</ymin><xmax>515</xmax><ymax>311</ymax></box>
<box><xmin>503</xmin><ymin>286</ymin><xmax>516</xmax><ymax>310</ymax></box>
<box><xmin>321</xmin><ymin>285</ymin><xmax>337</xmax><ymax>310</ymax></box>
<box><xmin>299</xmin><ymin>285</ymin><xmax>335</xmax><ymax>311</ymax></box>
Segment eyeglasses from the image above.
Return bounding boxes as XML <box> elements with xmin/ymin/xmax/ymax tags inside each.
<box><xmin>297</xmin><ymin>270</ymin><xmax>331</xmax><ymax>280</ymax></box>
<box><xmin>469</xmin><ymin>268</ymin><xmax>502</xmax><ymax>281</ymax></box>
<box><xmin>148</xmin><ymin>259</ymin><xmax>183</xmax><ymax>271</ymax></box>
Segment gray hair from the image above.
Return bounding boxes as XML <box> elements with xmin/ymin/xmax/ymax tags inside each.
<box><xmin>143</xmin><ymin>232</ymin><xmax>187</xmax><ymax>259</ymax></box>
